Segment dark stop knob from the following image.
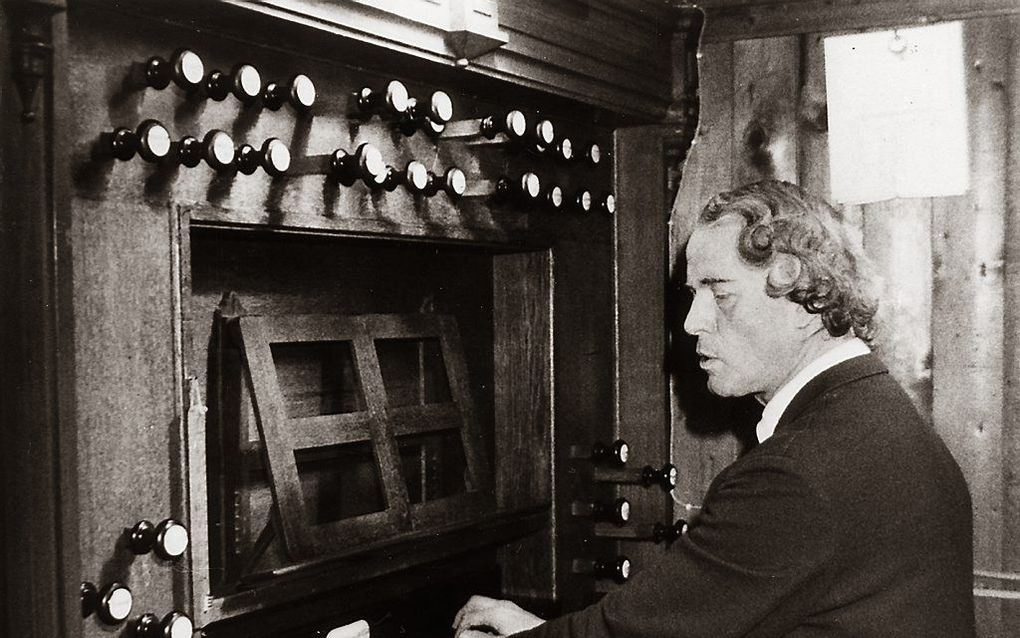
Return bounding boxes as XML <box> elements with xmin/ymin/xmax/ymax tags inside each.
<box><xmin>480</xmin><ymin>110</ymin><xmax>528</xmax><ymax>141</ymax></box>
<box><xmin>128</xmin><ymin>518</ymin><xmax>189</xmax><ymax>560</ymax></box>
<box><xmin>640</xmin><ymin>463</ymin><xmax>678</xmax><ymax>491</ymax></box>
<box><xmin>356</xmin><ymin>79</ymin><xmax>409</xmax><ymax>118</ymax></box>
<box><xmin>136</xmin><ymin>120</ymin><xmax>172</xmax><ymax>163</ymax></box>
<box><xmin>574</xmin><ymin>188</ymin><xmax>593</xmax><ymax>214</ymax></box>
<box><xmin>591</xmin><ymin>439</ymin><xmax>629</xmax><ymax>467</ymax></box>
<box><xmin>593</xmin><ymin>556</ymin><xmax>631</xmax><ymax>584</ymax></box>
<box><xmin>599</xmin><ymin>193</ymin><xmax>616</xmax><ymax>216</ymax></box>
<box><xmin>264</xmin><ymin>73</ymin><xmax>316</xmax><ymax>111</ymax></box>
<box><xmin>237</xmin><ymin>138</ymin><xmax>290</xmax><ymax>176</ymax></box>
<box><xmin>80</xmin><ymin>581</ymin><xmax>98</xmax><ymax>618</ymax></box>
<box><xmin>136</xmin><ymin>610</ymin><xmax>193</xmax><ymax>638</ymax></box>
<box><xmin>592</xmin><ymin>497</ymin><xmax>631</xmax><ymax>526</ymax></box>
<box><xmin>206</xmin><ymin>64</ymin><xmax>262</xmax><ymax>104</ymax></box>
<box><xmin>105</xmin><ymin>127</ymin><xmax>139</xmax><ymax>161</ymax></box>
<box><xmin>96</xmin><ymin>582</ymin><xmax>133</xmax><ymax>625</ymax></box>
<box><xmin>652</xmin><ymin>519</ymin><xmax>689</xmax><ymax>544</ymax></box>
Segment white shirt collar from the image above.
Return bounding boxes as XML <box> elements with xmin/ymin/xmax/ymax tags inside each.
<box><xmin>755</xmin><ymin>338</ymin><xmax>871</xmax><ymax>444</ymax></box>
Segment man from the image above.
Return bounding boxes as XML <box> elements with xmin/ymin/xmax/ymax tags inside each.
<box><xmin>453</xmin><ymin>180</ymin><xmax>974</xmax><ymax>637</ymax></box>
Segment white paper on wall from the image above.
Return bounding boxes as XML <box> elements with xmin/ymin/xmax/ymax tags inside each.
<box><xmin>824</xmin><ymin>21</ymin><xmax>969</xmax><ymax>205</ymax></box>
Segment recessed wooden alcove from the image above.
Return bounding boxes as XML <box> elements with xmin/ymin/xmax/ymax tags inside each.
<box><xmin>187</xmin><ymin>228</ymin><xmax>554</xmax><ymax>618</ymax></box>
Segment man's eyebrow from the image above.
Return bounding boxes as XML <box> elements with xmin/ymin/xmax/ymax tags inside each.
<box><xmin>686</xmin><ymin>277</ymin><xmax>732</xmax><ymax>287</ymax></box>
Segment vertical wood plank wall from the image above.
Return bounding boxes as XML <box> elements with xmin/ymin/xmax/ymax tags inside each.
<box><xmin>670</xmin><ymin>15</ymin><xmax>1020</xmax><ymax>636</ymax></box>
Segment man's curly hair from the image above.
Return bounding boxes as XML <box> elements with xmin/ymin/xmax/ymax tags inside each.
<box><xmin>699</xmin><ymin>180</ymin><xmax>879</xmax><ymax>342</ymax></box>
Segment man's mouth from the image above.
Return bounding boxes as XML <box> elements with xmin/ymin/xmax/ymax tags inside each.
<box><xmin>697</xmin><ymin>352</ymin><xmax>717</xmax><ymax>367</ymax></box>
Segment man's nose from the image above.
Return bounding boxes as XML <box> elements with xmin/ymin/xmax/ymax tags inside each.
<box><xmin>683</xmin><ymin>291</ymin><xmax>714</xmax><ymax>336</ymax></box>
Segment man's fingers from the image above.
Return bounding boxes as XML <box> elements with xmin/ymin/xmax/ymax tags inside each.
<box><xmin>453</xmin><ymin>595</ymin><xmax>496</xmax><ymax>632</ymax></box>
<box><xmin>458</xmin><ymin>630</ymin><xmax>503</xmax><ymax>638</ymax></box>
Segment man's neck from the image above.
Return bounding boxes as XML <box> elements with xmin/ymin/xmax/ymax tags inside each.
<box><xmin>757</xmin><ymin>332</ymin><xmax>857</xmax><ymax>404</ymax></box>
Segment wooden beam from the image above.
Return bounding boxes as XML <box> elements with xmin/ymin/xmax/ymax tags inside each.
<box><xmin>731</xmin><ymin>36</ymin><xmax>799</xmax><ymax>184</ymax></box>
<box><xmin>701</xmin><ymin>0</ymin><xmax>1020</xmax><ymax>43</ymax></box>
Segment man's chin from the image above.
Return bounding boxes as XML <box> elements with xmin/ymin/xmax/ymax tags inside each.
<box><xmin>705</xmin><ymin>376</ymin><xmax>743</xmax><ymax>398</ymax></box>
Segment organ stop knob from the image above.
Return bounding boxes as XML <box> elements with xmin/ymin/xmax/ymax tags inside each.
<box><xmin>263</xmin><ymin>73</ymin><xmax>316</xmax><ymax>110</ymax></box>
<box><xmin>128</xmin><ymin>518</ymin><xmax>190</xmax><ymax>560</ymax></box>
<box><xmin>237</xmin><ymin>138</ymin><xmax>291</xmax><ymax>176</ymax></box>
<box><xmin>135</xmin><ymin>610</ymin><xmax>194</xmax><ymax>638</ymax></box>
<box><xmin>205</xmin><ymin>63</ymin><xmax>262</xmax><ymax>104</ymax></box>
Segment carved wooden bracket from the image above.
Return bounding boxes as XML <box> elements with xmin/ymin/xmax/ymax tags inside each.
<box><xmin>8</xmin><ymin>2</ymin><xmax>62</xmax><ymax>123</ymax></box>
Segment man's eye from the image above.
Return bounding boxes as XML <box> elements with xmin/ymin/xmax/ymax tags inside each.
<box><xmin>713</xmin><ymin>292</ymin><xmax>731</xmax><ymax>301</ymax></box>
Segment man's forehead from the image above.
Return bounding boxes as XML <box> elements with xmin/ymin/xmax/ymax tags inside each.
<box><xmin>686</xmin><ymin>218</ymin><xmax>744</xmax><ymax>280</ymax></box>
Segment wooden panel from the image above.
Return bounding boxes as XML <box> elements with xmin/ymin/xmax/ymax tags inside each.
<box><xmin>702</xmin><ymin>0</ymin><xmax>1020</xmax><ymax>43</ymax></box>
<box><xmin>0</xmin><ymin>4</ymin><xmax>81</xmax><ymax>638</ymax></box>
<box><xmin>66</xmin><ymin>6</ymin><xmax>617</xmax><ymax>254</ymax></box>
<box><xmin>860</xmin><ymin>198</ymin><xmax>933</xmax><ymax>419</ymax></box>
<box><xmin>732</xmin><ymin>36</ymin><xmax>799</xmax><ymax>185</ymax></box>
<box><xmin>797</xmin><ymin>32</ymin><xmax>831</xmax><ymax>198</ymax></box>
<box><xmin>240</xmin><ymin>315</ymin><xmax>321</xmax><ymax>555</ymax></box>
<box><xmin>1003</xmin><ymin>14</ymin><xmax>1020</xmax><ymax>638</ymax></box>
<box><xmin>668</xmin><ymin>41</ymin><xmax>744</xmax><ymax>519</ymax></box>
<box><xmin>553</xmin><ymin>240</ymin><xmax>616</xmax><ymax>611</ymax></box>
<box><xmin>614</xmin><ymin>126</ymin><xmax>674</xmax><ymax>575</ymax></box>
<box><xmin>493</xmin><ymin>250</ymin><xmax>554</xmax><ymax>599</ymax></box>
<box><xmin>71</xmin><ymin>193</ymin><xmax>182</xmax><ymax>638</ymax></box>
<box><xmin>931</xmin><ymin>20</ymin><xmax>1010</xmax><ymax>636</ymax></box>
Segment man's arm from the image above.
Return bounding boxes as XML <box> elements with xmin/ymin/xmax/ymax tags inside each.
<box><xmin>457</xmin><ymin>453</ymin><xmax>837</xmax><ymax>638</ymax></box>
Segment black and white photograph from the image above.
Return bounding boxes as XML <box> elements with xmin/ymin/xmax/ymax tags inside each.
<box><xmin>2</xmin><ymin>0</ymin><xmax>1018</xmax><ymax>636</ymax></box>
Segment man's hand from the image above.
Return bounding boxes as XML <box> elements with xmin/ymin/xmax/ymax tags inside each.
<box><xmin>452</xmin><ymin>595</ymin><xmax>545</xmax><ymax>637</ymax></box>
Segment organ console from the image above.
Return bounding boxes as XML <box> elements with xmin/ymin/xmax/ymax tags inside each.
<box><xmin>3</xmin><ymin>2</ymin><xmax>688</xmax><ymax>636</ymax></box>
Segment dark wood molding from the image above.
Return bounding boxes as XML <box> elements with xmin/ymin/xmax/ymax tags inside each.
<box><xmin>0</xmin><ymin>1</ymin><xmax>78</xmax><ymax>637</ymax></box>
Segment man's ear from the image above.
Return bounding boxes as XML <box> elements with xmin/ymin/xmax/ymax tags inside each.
<box><xmin>767</xmin><ymin>253</ymin><xmax>802</xmax><ymax>291</ymax></box>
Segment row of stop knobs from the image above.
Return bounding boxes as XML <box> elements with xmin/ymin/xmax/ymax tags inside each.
<box><xmin>81</xmin><ymin>519</ymin><xmax>192</xmax><ymax>635</ymax></box>
<box><xmin>137</xmin><ymin>50</ymin><xmax>605</xmax><ymax>164</ymax></box>
<box><xmin>571</xmin><ymin>439</ymin><xmax>688</xmax><ymax>585</ymax></box>
<box><xmin>99</xmin><ymin>123</ymin><xmax>615</xmax><ymax>212</ymax></box>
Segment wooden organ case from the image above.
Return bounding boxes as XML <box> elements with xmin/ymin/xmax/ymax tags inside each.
<box><xmin>0</xmin><ymin>1</ymin><xmax>696</xmax><ymax>636</ymax></box>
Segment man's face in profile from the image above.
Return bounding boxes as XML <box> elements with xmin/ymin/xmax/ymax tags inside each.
<box><xmin>684</xmin><ymin>216</ymin><xmax>807</xmax><ymax>401</ymax></box>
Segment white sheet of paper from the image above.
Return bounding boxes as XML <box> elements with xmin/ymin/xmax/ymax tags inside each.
<box><xmin>824</xmin><ymin>21</ymin><xmax>969</xmax><ymax>204</ymax></box>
